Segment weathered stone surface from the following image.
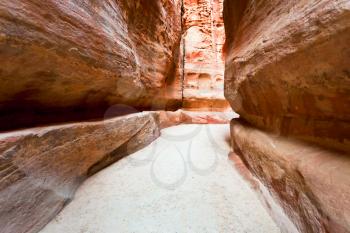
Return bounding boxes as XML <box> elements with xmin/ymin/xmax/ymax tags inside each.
<box><xmin>229</xmin><ymin>152</ymin><xmax>299</xmax><ymax>233</ymax></box>
<box><xmin>182</xmin><ymin>0</ymin><xmax>230</xmax><ymax>111</ymax></box>
<box><xmin>0</xmin><ymin>0</ymin><xmax>182</xmax><ymax>130</ymax></box>
<box><xmin>156</xmin><ymin>109</ymin><xmax>237</xmax><ymax>128</ymax></box>
<box><xmin>224</xmin><ymin>0</ymin><xmax>350</xmax><ymax>152</ymax></box>
<box><xmin>0</xmin><ymin>112</ymin><xmax>160</xmax><ymax>233</ymax></box>
<box><xmin>231</xmin><ymin>119</ymin><xmax>350</xmax><ymax>233</ymax></box>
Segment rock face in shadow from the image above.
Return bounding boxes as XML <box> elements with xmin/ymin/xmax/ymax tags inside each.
<box><xmin>182</xmin><ymin>0</ymin><xmax>230</xmax><ymax>111</ymax></box>
<box><xmin>231</xmin><ymin>120</ymin><xmax>350</xmax><ymax>233</ymax></box>
<box><xmin>224</xmin><ymin>0</ymin><xmax>350</xmax><ymax>152</ymax></box>
<box><xmin>0</xmin><ymin>0</ymin><xmax>182</xmax><ymax>130</ymax></box>
<box><xmin>0</xmin><ymin>112</ymin><xmax>160</xmax><ymax>233</ymax></box>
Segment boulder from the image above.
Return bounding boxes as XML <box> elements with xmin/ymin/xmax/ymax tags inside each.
<box><xmin>0</xmin><ymin>112</ymin><xmax>160</xmax><ymax>233</ymax></box>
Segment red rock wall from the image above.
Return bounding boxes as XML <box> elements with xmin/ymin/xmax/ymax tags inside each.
<box><xmin>182</xmin><ymin>0</ymin><xmax>230</xmax><ymax>111</ymax></box>
<box><xmin>224</xmin><ymin>1</ymin><xmax>350</xmax><ymax>232</ymax></box>
<box><xmin>0</xmin><ymin>1</ymin><xmax>235</xmax><ymax>233</ymax></box>
<box><xmin>224</xmin><ymin>0</ymin><xmax>350</xmax><ymax>152</ymax></box>
<box><xmin>0</xmin><ymin>0</ymin><xmax>182</xmax><ymax>130</ymax></box>
<box><xmin>0</xmin><ymin>107</ymin><xmax>235</xmax><ymax>233</ymax></box>
<box><xmin>0</xmin><ymin>112</ymin><xmax>160</xmax><ymax>233</ymax></box>
<box><xmin>231</xmin><ymin>120</ymin><xmax>350</xmax><ymax>233</ymax></box>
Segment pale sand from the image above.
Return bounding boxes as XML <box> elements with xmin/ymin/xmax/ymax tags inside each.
<box><xmin>41</xmin><ymin>124</ymin><xmax>280</xmax><ymax>233</ymax></box>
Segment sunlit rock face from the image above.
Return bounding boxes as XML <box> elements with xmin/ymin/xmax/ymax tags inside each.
<box><xmin>182</xmin><ymin>0</ymin><xmax>230</xmax><ymax>111</ymax></box>
<box><xmin>0</xmin><ymin>0</ymin><xmax>182</xmax><ymax>130</ymax></box>
<box><xmin>224</xmin><ymin>1</ymin><xmax>350</xmax><ymax>232</ymax></box>
<box><xmin>157</xmin><ymin>109</ymin><xmax>236</xmax><ymax>128</ymax></box>
<box><xmin>224</xmin><ymin>0</ymin><xmax>350</xmax><ymax>152</ymax></box>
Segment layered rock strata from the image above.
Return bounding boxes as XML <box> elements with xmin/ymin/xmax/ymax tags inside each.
<box><xmin>231</xmin><ymin>120</ymin><xmax>350</xmax><ymax>233</ymax></box>
<box><xmin>0</xmin><ymin>112</ymin><xmax>160</xmax><ymax>233</ymax></box>
<box><xmin>0</xmin><ymin>109</ymin><xmax>237</xmax><ymax>233</ymax></box>
<box><xmin>182</xmin><ymin>0</ymin><xmax>230</xmax><ymax>111</ymax></box>
<box><xmin>156</xmin><ymin>109</ymin><xmax>236</xmax><ymax>128</ymax></box>
<box><xmin>0</xmin><ymin>0</ymin><xmax>182</xmax><ymax>130</ymax></box>
<box><xmin>224</xmin><ymin>0</ymin><xmax>350</xmax><ymax>152</ymax></box>
<box><xmin>224</xmin><ymin>0</ymin><xmax>350</xmax><ymax>232</ymax></box>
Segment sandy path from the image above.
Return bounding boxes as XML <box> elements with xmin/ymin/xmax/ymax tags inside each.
<box><xmin>40</xmin><ymin>124</ymin><xmax>280</xmax><ymax>233</ymax></box>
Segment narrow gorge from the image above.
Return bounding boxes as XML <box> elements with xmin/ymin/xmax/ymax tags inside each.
<box><xmin>0</xmin><ymin>0</ymin><xmax>349</xmax><ymax>233</ymax></box>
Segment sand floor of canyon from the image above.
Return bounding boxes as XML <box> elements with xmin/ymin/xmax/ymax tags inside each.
<box><xmin>40</xmin><ymin>124</ymin><xmax>280</xmax><ymax>233</ymax></box>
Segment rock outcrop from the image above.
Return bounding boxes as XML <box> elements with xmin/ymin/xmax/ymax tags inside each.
<box><xmin>156</xmin><ymin>109</ymin><xmax>236</xmax><ymax>128</ymax></box>
<box><xmin>224</xmin><ymin>0</ymin><xmax>350</xmax><ymax>152</ymax></box>
<box><xmin>0</xmin><ymin>0</ymin><xmax>182</xmax><ymax>130</ymax></box>
<box><xmin>224</xmin><ymin>1</ymin><xmax>350</xmax><ymax>232</ymax></box>
<box><xmin>231</xmin><ymin>120</ymin><xmax>350</xmax><ymax>233</ymax></box>
<box><xmin>182</xmin><ymin>0</ymin><xmax>230</xmax><ymax>111</ymax></box>
<box><xmin>0</xmin><ymin>112</ymin><xmax>160</xmax><ymax>233</ymax></box>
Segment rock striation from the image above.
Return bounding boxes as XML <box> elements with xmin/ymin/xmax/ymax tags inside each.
<box><xmin>224</xmin><ymin>0</ymin><xmax>350</xmax><ymax>152</ymax></box>
<box><xmin>0</xmin><ymin>0</ymin><xmax>182</xmax><ymax>130</ymax></box>
<box><xmin>224</xmin><ymin>1</ymin><xmax>350</xmax><ymax>232</ymax></box>
<box><xmin>0</xmin><ymin>112</ymin><xmax>160</xmax><ymax>233</ymax></box>
<box><xmin>0</xmin><ymin>1</ymin><xmax>236</xmax><ymax>230</ymax></box>
<box><xmin>231</xmin><ymin>120</ymin><xmax>350</xmax><ymax>233</ymax></box>
<box><xmin>0</xmin><ymin>108</ymin><xmax>237</xmax><ymax>233</ymax></box>
<box><xmin>156</xmin><ymin>109</ymin><xmax>236</xmax><ymax>128</ymax></box>
<box><xmin>182</xmin><ymin>0</ymin><xmax>230</xmax><ymax>111</ymax></box>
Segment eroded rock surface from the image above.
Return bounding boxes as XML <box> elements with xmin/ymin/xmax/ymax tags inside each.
<box><xmin>156</xmin><ymin>109</ymin><xmax>237</xmax><ymax>128</ymax></box>
<box><xmin>182</xmin><ymin>0</ymin><xmax>230</xmax><ymax>111</ymax></box>
<box><xmin>224</xmin><ymin>1</ymin><xmax>350</xmax><ymax>232</ymax></box>
<box><xmin>0</xmin><ymin>112</ymin><xmax>160</xmax><ymax>233</ymax></box>
<box><xmin>231</xmin><ymin>119</ymin><xmax>350</xmax><ymax>233</ymax></box>
<box><xmin>0</xmin><ymin>0</ymin><xmax>182</xmax><ymax>130</ymax></box>
<box><xmin>224</xmin><ymin>0</ymin><xmax>350</xmax><ymax>152</ymax></box>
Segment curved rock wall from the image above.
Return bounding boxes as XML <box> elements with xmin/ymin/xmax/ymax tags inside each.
<box><xmin>0</xmin><ymin>1</ymin><xmax>185</xmax><ymax>232</ymax></box>
<box><xmin>231</xmin><ymin>119</ymin><xmax>350</xmax><ymax>233</ymax></box>
<box><xmin>224</xmin><ymin>1</ymin><xmax>350</xmax><ymax>232</ymax></box>
<box><xmin>0</xmin><ymin>107</ymin><xmax>235</xmax><ymax>233</ymax></box>
<box><xmin>0</xmin><ymin>0</ymin><xmax>182</xmax><ymax>130</ymax></box>
<box><xmin>0</xmin><ymin>112</ymin><xmax>160</xmax><ymax>233</ymax></box>
<box><xmin>224</xmin><ymin>0</ymin><xmax>350</xmax><ymax>152</ymax></box>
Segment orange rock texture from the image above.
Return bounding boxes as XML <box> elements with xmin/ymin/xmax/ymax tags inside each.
<box><xmin>231</xmin><ymin>120</ymin><xmax>350</xmax><ymax>233</ymax></box>
<box><xmin>157</xmin><ymin>109</ymin><xmax>235</xmax><ymax>128</ymax></box>
<box><xmin>0</xmin><ymin>112</ymin><xmax>160</xmax><ymax>233</ymax></box>
<box><xmin>224</xmin><ymin>1</ymin><xmax>350</xmax><ymax>232</ymax></box>
<box><xmin>182</xmin><ymin>0</ymin><xmax>230</xmax><ymax>111</ymax></box>
<box><xmin>0</xmin><ymin>0</ymin><xmax>183</xmax><ymax>130</ymax></box>
<box><xmin>0</xmin><ymin>107</ymin><xmax>236</xmax><ymax>233</ymax></box>
<box><xmin>224</xmin><ymin>0</ymin><xmax>350</xmax><ymax>152</ymax></box>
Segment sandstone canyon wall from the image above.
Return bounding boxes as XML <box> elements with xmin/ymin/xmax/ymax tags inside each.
<box><xmin>0</xmin><ymin>1</ymin><xmax>236</xmax><ymax>231</ymax></box>
<box><xmin>224</xmin><ymin>0</ymin><xmax>350</xmax><ymax>232</ymax></box>
<box><xmin>0</xmin><ymin>1</ymin><xmax>184</xmax><ymax>232</ymax></box>
<box><xmin>0</xmin><ymin>0</ymin><xmax>183</xmax><ymax>130</ymax></box>
<box><xmin>224</xmin><ymin>0</ymin><xmax>350</xmax><ymax>152</ymax></box>
<box><xmin>0</xmin><ymin>112</ymin><xmax>162</xmax><ymax>233</ymax></box>
<box><xmin>182</xmin><ymin>0</ymin><xmax>230</xmax><ymax>111</ymax></box>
